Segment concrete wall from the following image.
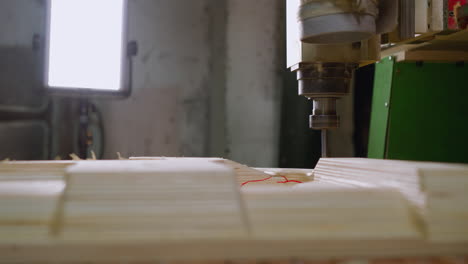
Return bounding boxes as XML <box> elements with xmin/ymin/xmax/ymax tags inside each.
<box><xmin>0</xmin><ymin>0</ymin><xmax>44</xmax><ymax>47</ymax></box>
<box><xmin>99</xmin><ymin>0</ymin><xmax>284</xmax><ymax>167</ymax></box>
<box><xmin>99</xmin><ymin>0</ymin><xmax>214</xmax><ymax>158</ymax></box>
<box><xmin>224</xmin><ymin>0</ymin><xmax>283</xmax><ymax>167</ymax></box>
<box><xmin>0</xmin><ymin>0</ymin><xmax>46</xmax><ymax>112</ymax></box>
<box><xmin>0</xmin><ymin>0</ymin><xmax>55</xmax><ymax>160</ymax></box>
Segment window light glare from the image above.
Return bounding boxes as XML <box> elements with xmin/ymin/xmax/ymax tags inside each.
<box><xmin>47</xmin><ymin>0</ymin><xmax>125</xmax><ymax>90</ymax></box>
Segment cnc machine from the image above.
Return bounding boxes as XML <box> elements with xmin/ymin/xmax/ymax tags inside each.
<box><xmin>287</xmin><ymin>0</ymin><xmax>398</xmax><ymax>157</ymax></box>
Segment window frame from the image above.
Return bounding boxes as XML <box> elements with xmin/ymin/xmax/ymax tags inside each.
<box><xmin>43</xmin><ymin>0</ymin><xmax>131</xmax><ymax>98</ymax></box>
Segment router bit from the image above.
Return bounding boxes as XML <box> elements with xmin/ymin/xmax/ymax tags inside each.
<box><xmin>294</xmin><ymin>62</ymin><xmax>356</xmax><ymax>158</ymax></box>
<box><xmin>321</xmin><ymin>129</ymin><xmax>328</xmax><ymax>158</ymax></box>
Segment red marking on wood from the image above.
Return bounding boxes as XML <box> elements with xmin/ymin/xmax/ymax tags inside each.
<box><xmin>241</xmin><ymin>176</ymin><xmax>273</xmax><ymax>186</ymax></box>
<box><xmin>241</xmin><ymin>175</ymin><xmax>303</xmax><ymax>187</ymax></box>
<box><xmin>276</xmin><ymin>175</ymin><xmax>303</xmax><ymax>184</ymax></box>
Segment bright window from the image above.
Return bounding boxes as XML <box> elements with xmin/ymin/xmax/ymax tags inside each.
<box><xmin>47</xmin><ymin>0</ymin><xmax>126</xmax><ymax>91</ymax></box>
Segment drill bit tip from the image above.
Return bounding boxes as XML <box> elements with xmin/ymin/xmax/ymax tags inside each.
<box><xmin>321</xmin><ymin>129</ymin><xmax>328</xmax><ymax>158</ymax></box>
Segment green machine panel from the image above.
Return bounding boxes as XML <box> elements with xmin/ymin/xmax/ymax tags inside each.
<box><xmin>368</xmin><ymin>58</ymin><xmax>468</xmax><ymax>163</ymax></box>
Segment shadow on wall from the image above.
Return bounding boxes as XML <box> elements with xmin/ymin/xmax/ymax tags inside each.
<box><xmin>0</xmin><ymin>46</ymin><xmax>45</xmax><ymax>111</ymax></box>
<box><xmin>0</xmin><ymin>46</ymin><xmax>48</xmax><ymax>160</ymax></box>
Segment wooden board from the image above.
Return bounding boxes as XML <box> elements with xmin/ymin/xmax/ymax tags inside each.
<box><xmin>1</xmin><ymin>240</ymin><xmax>468</xmax><ymax>263</ymax></box>
<box><xmin>60</xmin><ymin>159</ymin><xmax>247</xmax><ymax>242</ymax></box>
<box><xmin>0</xmin><ymin>161</ymin><xmax>68</xmax><ymax>242</ymax></box>
<box><xmin>0</xmin><ymin>157</ymin><xmax>467</xmax><ymax>263</ymax></box>
<box><xmin>314</xmin><ymin>158</ymin><xmax>468</xmax><ymax>242</ymax></box>
<box><xmin>381</xmin><ymin>29</ymin><xmax>468</xmax><ymax>62</ymax></box>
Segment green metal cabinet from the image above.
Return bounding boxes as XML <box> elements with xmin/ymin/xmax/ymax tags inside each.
<box><xmin>368</xmin><ymin>58</ymin><xmax>468</xmax><ymax>163</ymax></box>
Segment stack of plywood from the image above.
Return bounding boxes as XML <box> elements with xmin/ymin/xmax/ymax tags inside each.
<box><xmin>314</xmin><ymin>158</ymin><xmax>425</xmax><ymax>207</ymax></box>
<box><xmin>60</xmin><ymin>159</ymin><xmax>248</xmax><ymax>242</ymax></box>
<box><xmin>314</xmin><ymin>158</ymin><xmax>468</xmax><ymax>242</ymax></box>
<box><xmin>244</xmin><ymin>186</ymin><xmax>421</xmax><ymax>240</ymax></box>
<box><xmin>0</xmin><ymin>162</ymin><xmax>68</xmax><ymax>242</ymax></box>
<box><xmin>421</xmin><ymin>167</ymin><xmax>468</xmax><ymax>241</ymax></box>
<box><xmin>0</xmin><ymin>157</ymin><xmax>467</xmax><ymax>247</ymax></box>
